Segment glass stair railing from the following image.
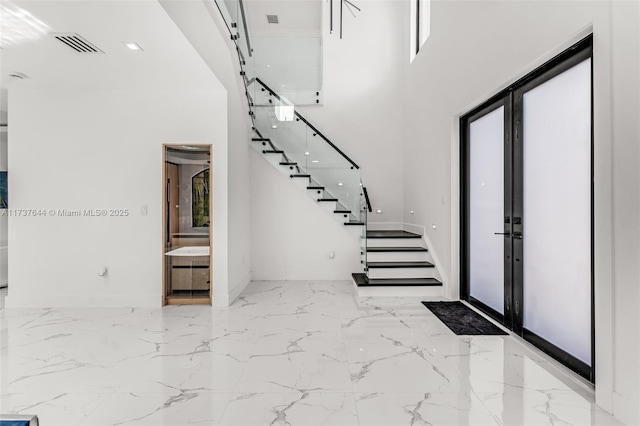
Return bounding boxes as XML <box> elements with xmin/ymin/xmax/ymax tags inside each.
<box><xmin>249</xmin><ymin>78</ymin><xmax>361</xmax><ymax>218</ymax></box>
<box><xmin>212</xmin><ymin>0</ymin><xmax>372</xmax><ymax>275</ymax></box>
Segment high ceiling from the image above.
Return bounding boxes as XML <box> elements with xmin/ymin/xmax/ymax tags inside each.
<box><xmin>0</xmin><ymin>0</ymin><xmax>223</xmax><ymax>118</ymax></box>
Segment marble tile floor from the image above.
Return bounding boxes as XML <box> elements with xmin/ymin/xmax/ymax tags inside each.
<box><xmin>0</xmin><ymin>280</ymin><xmax>624</xmax><ymax>426</ymax></box>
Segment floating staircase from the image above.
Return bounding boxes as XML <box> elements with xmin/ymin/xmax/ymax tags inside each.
<box><xmin>251</xmin><ymin>135</ymin><xmax>365</xmax><ymax>227</ymax></box>
<box><xmin>215</xmin><ymin>0</ymin><xmax>443</xmax><ymax>297</ymax></box>
<box><xmin>352</xmin><ymin>230</ymin><xmax>443</xmax><ymax>297</ymax></box>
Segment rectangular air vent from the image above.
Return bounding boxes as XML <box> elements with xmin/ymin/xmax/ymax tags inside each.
<box><xmin>266</xmin><ymin>14</ymin><xmax>279</xmax><ymax>24</ymax></box>
<box><xmin>51</xmin><ymin>33</ymin><xmax>104</xmax><ymax>53</ymax></box>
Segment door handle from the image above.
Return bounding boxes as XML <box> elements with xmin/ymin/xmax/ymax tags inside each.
<box><xmin>494</xmin><ymin>232</ymin><xmax>511</xmax><ymax>236</ymax></box>
<box><xmin>513</xmin><ymin>232</ymin><xmax>523</xmax><ymax>239</ymax></box>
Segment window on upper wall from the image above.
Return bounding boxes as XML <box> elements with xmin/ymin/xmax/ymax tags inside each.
<box><xmin>410</xmin><ymin>0</ymin><xmax>431</xmax><ymax>63</ymax></box>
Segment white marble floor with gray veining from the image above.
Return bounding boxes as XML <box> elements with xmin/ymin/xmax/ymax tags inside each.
<box><xmin>0</xmin><ymin>281</ymin><xmax>624</xmax><ymax>425</ymax></box>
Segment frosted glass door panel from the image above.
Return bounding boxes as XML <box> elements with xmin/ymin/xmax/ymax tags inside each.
<box><xmin>522</xmin><ymin>59</ymin><xmax>591</xmax><ymax>365</ymax></box>
<box><xmin>469</xmin><ymin>106</ymin><xmax>504</xmax><ymax>315</ymax></box>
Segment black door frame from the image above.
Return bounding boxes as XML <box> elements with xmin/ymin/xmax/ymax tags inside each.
<box><xmin>460</xmin><ymin>95</ymin><xmax>513</xmax><ymax>329</ymax></box>
<box><xmin>460</xmin><ymin>35</ymin><xmax>594</xmax><ymax>382</ymax></box>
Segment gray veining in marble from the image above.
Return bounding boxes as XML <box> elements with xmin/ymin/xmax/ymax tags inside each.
<box><xmin>0</xmin><ymin>280</ymin><xmax>623</xmax><ymax>425</ymax></box>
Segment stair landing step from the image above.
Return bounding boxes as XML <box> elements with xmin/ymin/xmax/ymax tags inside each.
<box><xmin>352</xmin><ymin>273</ymin><xmax>442</xmax><ymax>287</ymax></box>
<box><xmin>263</xmin><ymin>150</ymin><xmax>284</xmax><ymax>154</ymax></box>
<box><xmin>367</xmin><ymin>247</ymin><xmax>428</xmax><ymax>252</ymax></box>
<box><xmin>308</xmin><ymin>186</ymin><xmax>324</xmax><ymax>190</ymax></box>
<box><xmin>290</xmin><ymin>174</ymin><xmax>311</xmax><ymax>178</ymax></box>
<box><xmin>334</xmin><ymin>210</ymin><xmax>351</xmax><ymax>214</ymax></box>
<box><xmin>280</xmin><ymin>162</ymin><xmax>297</xmax><ymax>166</ymax></box>
<box><xmin>344</xmin><ymin>221</ymin><xmax>365</xmax><ymax>226</ymax></box>
<box><xmin>367</xmin><ymin>230</ymin><xmax>421</xmax><ymax>239</ymax></box>
<box><xmin>317</xmin><ymin>198</ymin><xmax>338</xmax><ymax>202</ymax></box>
<box><xmin>367</xmin><ymin>261</ymin><xmax>434</xmax><ymax>268</ymax></box>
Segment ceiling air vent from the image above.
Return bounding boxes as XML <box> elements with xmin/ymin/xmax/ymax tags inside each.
<box><xmin>51</xmin><ymin>33</ymin><xmax>104</xmax><ymax>53</ymax></box>
<box><xmin>8</xmin><ymin>72</ymin><xmax>28</xmax><ymax>80</ymax></box>
<box><xmin>266</xmin><ymin>14</ymin><xmax>279</xmax><ymax>24</ymax></box>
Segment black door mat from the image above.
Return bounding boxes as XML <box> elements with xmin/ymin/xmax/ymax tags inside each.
<box><xmin>421</xmin><ymin>301</ymin><xmax>508</xmax><ymax>335</ymax></box>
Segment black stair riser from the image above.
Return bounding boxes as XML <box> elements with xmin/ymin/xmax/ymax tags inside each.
<box><xmin>366</xmin><ymin>230</ymin><xmax>422</xmax><ymax>239</ymax></box>
<box><xmin>358</xmin><ymin>283</ymin><xmax>442</xmax><ymax>287</ymax></box>
<box><xmin>352</xmin><ymin>273</ymin><xmax>442</xmax><ymax>287</ymax></box>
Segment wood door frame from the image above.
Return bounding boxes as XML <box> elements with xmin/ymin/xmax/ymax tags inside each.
<box><xmin>162</xmin><ymin>143</ymin><xmax>213</xmax><ymax>306</ymax></box>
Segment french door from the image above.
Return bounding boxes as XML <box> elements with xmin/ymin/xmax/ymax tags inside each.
<box><xmin>461</xmin><ymin>36</ymin><xmax>593</xmax><ymax>381</ymax></box>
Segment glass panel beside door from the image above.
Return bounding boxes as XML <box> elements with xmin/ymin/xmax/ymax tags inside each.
<box><xmin>516</xmin><ymin>56</ymin><xmax>593</xmax><ymax>374</ymax></box>
<box><xmin>466</xmin><ymin>103</ymin><xmax>507</xmax><ymax>318</ymax></box>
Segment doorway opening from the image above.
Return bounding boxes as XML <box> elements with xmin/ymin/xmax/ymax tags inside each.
<box><xmin>163</xmin><ymin>144</ymin><xmax>212</xmax><ymax>305</ymax></box>
<box><xmin>460</xmin><ymin>36</ymin><xmax>594</xmax><ymax>381</ymax></box>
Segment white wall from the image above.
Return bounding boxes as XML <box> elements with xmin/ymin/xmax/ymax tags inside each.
<box><xmin>250</xmin><ymin>150</ymin><xmax>360</xmax><ymax>280</ymax></box>
<box><xmin>160</xmin><ymin>0</ymin><xmax>253</xmax><ymax>305</ymax></box>
<box><xmin>6</xmin><ymin>88</ymin><xmax>226</xmax><ymax>307</ymax></box>
<box><xmin>297</xmin><ymin>1</ymin><xmax>407</xmax><ymax>223</ymax></box>
<box><xmin>400</xmin><ymin>1</ymin><xmax>639</xmax><ymax>423</ymax></box>
<box><xmin>609</xmin><ymin>1</ymin><xmax>640</xmax><ymax>422</ymax></box>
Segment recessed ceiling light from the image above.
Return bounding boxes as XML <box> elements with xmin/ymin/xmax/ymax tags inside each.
<box><xmin>0</xmin><ymin>3</ymin><xmax>50</xmax><ymax>47</ymax></box>
<box><xmin>305</xmin><ymin>152</ymin><xmax>310</xmax><ymax>156</ymax></box>
<box><xmin>267</xmin><ymin>64</ymin><xmax>271</xmax><ymax>68</ymax></box>
<box><xmin>271</xmin><ymin>125</ymin><xmax>277</xmax><ymax>129</ymax></box>
<box><xmin>125</xmin><ymin>42</ymin><xmax>143</xmax><ymax>51</ymax></box>
<box><xmin>376</xmin><ymin>209</ymin><xmax>383</xmax><ymax>214</ymax></box>
<box><xmin>312</xmin><ymin>160</ymin><xmax>319</xmax><ymax>163</ymax></box>
<box><xmin>337</xmin><ymin>182</ymin><xmax>343</xmax><ymax>187</ymax></box>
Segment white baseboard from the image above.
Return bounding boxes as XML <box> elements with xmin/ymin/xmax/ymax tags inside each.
<box><xmin>227</xmin><ymin>271</ymin><xmax>252</xmax><ymax>306</ymax></box>
<box><xmin>403</xmin><ymin>222</ymin><xmax>448</xmax><ymax>285</ymax></box>
<box><xmin>613</xmin><ymin>391</ymin><xmax>640</xmax><ymax>426</ymax></box>
<box><xmin>5</xmin><ymin>294</ymin><xmax>160</xmax><ymax>308</ymax></box>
